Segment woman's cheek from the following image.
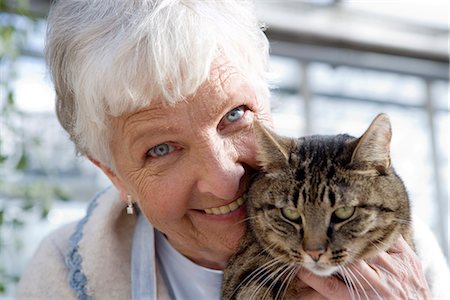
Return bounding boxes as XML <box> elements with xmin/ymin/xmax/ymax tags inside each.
<box><xmin>139</xmin><ymin>175</ymin><xmax>190</xmax><ymax>218</ymax></box>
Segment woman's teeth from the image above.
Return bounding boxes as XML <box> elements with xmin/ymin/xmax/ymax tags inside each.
<box><xmin>204</xmin><ymin>197</ymin><xmax>245</xmax><ymax>215</ymax></box>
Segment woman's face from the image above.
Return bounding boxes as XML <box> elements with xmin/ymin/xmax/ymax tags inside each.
<box><xmin>102</xmin><ymin>61</ymin><xmax>271</xmax><ymax>269</ymax></box>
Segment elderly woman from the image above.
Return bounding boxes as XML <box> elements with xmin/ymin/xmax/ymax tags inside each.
<box><xmin>17</xmin><ymin>0</ymin><xmax>448</xmax><ymax>299</ymax></box>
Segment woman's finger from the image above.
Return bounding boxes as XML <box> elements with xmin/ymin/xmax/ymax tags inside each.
<box><xmin>340</xmin><ymin>260</ymin><xmax>395</xmax><ymax>299</ymax></box>
<box><xmin>368</xmin><ymin>236</ymin><xmax>431</xmax><ymax>299</ymax></box>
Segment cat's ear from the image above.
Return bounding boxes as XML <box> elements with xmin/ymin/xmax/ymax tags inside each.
<box><xmin>350</xmin><ymin>113</ymin><xmax>392</xmax><ymax>174</ymax></box>
<box><xmin>253</xmin><ymin>120</ymin><xmax>292</xmax><ymax>173</ymax></box>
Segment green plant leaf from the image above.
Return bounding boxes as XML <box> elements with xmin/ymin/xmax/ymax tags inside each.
<box><xmin>21</xmin><ymin>201</ymin><xmax>33</xmax><ymax>211</ymax></box>
<box><xmin>32</xmin><ymin>136</ymin><xmax>42</xmax><ymax>146</ymax></box>
<box><xmin>0</xmin><ymin>0</ymin><xmax>7</xmax><ymax>11</ymax></box>
<box><xmin>17</xmin><ymin>0</ymin><xmax>29</xmax><ymax>10</ymax></box>
<box><xmin>0</xmin><ymin>25</ymin><xmax>15</xmax><ymax>40</ymax></box>
<box><xmin>53</xmin><ymin>186</ymin><xmax>70</xmax><ymax>201</ymax></box>
<box><xmin>7</xmin><ymin>90</ymin><xmax>14</xmax><ymax>107</ymax></box>
<box><xmin>40</xmin><ymin>206</ymin><xmax>50</xmax><ymax>219</ymax></box>
<box><xmin>15</xmin><ymin>151</ymin><xmax>28</xmax><ymax>170</ymax></box>
<box><xmin>12</xmin><ymin>218</ymin><xmax>24</xmax><ymax>228</ymax></box>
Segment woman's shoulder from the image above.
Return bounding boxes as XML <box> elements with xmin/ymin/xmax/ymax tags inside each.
<box><xmin>16</xmin><ymin>187</ymin><xmax>136</xmax><ymax>299</ymax></box>
<box><xmin>16</xmin><ymin>222</ymin><xmax>78</xmax><ymax>300</ymax></box>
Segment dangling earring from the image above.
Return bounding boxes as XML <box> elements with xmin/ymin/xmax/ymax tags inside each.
<box><xmin>126</xmin><ymin>194</ymin><xmax>134</xmax><ymax>215</ymax></box>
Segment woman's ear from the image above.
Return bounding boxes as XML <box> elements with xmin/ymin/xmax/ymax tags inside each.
<box><xmin>88</xmin><ymin>156</ymin><xmax>128</xmax><ymax>202</ymax></box>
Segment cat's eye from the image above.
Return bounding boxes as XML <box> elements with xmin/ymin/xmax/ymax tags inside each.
<box><xmin>333</xmin><ymin>206</ymin><xmax>355</xmax><ymax>222</ymax></box>
<box><xmin>281</xmin><ymin>207</ymin><xmax>301</xmax><ymax>222</ymax></box>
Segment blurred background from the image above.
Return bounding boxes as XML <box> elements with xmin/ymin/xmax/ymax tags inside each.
<box><xmin>0</xmin><ymin>0</ymin><xmax>448</xmax><ymax>298</ymax></box>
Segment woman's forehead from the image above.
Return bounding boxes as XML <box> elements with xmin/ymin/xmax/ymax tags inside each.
<box><xmin>109</xmin><ymin>68</ymin><xmax>256</xmax><ymax>143</ymax></box>
<box><xmin>123</xmin><ymin>66</ymin><xmax>251</xmax><ymax>119</ymax></box>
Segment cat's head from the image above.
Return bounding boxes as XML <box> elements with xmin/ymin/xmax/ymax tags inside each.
<box><xmin>248</xmin><ymin>114</ymin><xmax>411</xmax><ymax>276</ymax></box>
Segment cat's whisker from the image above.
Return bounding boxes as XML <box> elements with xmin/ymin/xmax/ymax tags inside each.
<box><xmin>368</xmin><ymin>240</ymin><xmax>391</xmax><ymax>257</ymax></box>
<box><xmin>246</xmin><ymin>257</ymin><xmax>283</xmax><ymax>281</ymax></box>
<box><xmin>343</xmin><ymin>270</ymin><xmax>357</xmax><ymax>300</ymax></box>
<box><xmin>369</xmin><ymin>235</ymin><xmax>407</xmax><ymax>255</ymax></box>
<box><xmin>261</xmin><ymin>262</ymin><xmax>292</xmax><ymax>300</ymax></box>
<box><xmin>341</xmin><ymin>249</ymin><xmax>360</xmax><ymax>262</ymax></box>
<box><xmin>390</xmin><ymin>255</ymin><xmax>413</xmax><ymax>281</ymax></box>
<box><xmin>249</xmin><ymin>263</ymin><xmax>284</xmax><ymax>300</ymax></box>
<box><xmin>232</xmin><ymin>216</ymin><xmax>259</xmax><ymax>227</ymax></box>
<box><xmin>375</xmin><ymin>264</ymin><xmax>395</xmax><ymax>278</ymax></box>
<box><xmin>282</xmin><ymin>264</ymin><xmax>299</xmax><ymax>298</ymax></box>
<box><xmin>270</xmin><ymin>263</ymin><xmax>295</xmax><ymax>300</ymax></box>
<box><xmin>368</xmin><ymin>240</ymin><xmax>383</xmax><ymax>252</ymax></box>
<box><xmin>338</xmin><ymin>266</ymin><xmax>357</xmax><ymax>300</ymax></box>
<box><xmin>265</xmin><ymin>263</ymin><xmax>295</xmax><ymax>300</ymax></box>
<box><xmin>370</xmin><ymin>237</ymin><xmax>393</xmax><ymax>250</ymax></box>
<box><xmin>261</xmin><ymin>242</ymin><xmax>279</xmax><ymax>255</ymax></box>
<box><xmin>245</xmin><ymin>242</ymin><xmax>278</xmax><ymax>266</ymax></box>
<box><xmin>257</xmin><ymin>263</ymin><xmax>290</xmax><ymax>300</ymax></box>
<box><xmin>351</xmin><ymin>265</ymin><xmax>383</xmax><ymax>300</ymax></box>
<box><xmin>345</xmin><ymin>265</ymin><xmax>370</xmax><ymax>300</ymax></box>
<box><xmin>344</xmin><ymin>265</ymin><xmax>362</xmax><ymax>300</ymax></box>
<box><xmin>261</xmin><ymin>263</ymin><xmax>291</xmax><ymax>300</ymax></box>
<box><xmin>278</xmin><ymin>265</ymin><xmax>299</xmax><ymax>300</ymax></box>
<box><xmin>243</xmin><ymin>257</ymin><xmax>286</xmax><ymax>294</ymax></box>
<box><xmin>239</xmin><ymin>268</ymin><xmax>276</xmax><ymax>300</ymax></box>
<box><xmin>229</xmin><ymin>256</ymin><xmax>284</xmax><ymax>299</ymax></box>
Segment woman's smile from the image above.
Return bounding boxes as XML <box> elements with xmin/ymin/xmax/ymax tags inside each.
<box><xmin>203</xmin><ymin>197</ymin><xmax>246</xmax><ymax>215</ymax></box>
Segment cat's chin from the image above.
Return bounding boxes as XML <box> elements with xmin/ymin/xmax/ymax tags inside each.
<box><xmin>306</xmin><ymin>265</ymin><xmax>339</xmax><ymax>277</ymax></box>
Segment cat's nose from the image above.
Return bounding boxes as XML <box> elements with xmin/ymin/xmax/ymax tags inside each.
<box><xmin>305</xmin><ymin>247</ymin><xmax>326</xmax><ymax>262</ymax></box>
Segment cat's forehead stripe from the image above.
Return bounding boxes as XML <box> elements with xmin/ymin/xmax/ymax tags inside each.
<box><xmin>326</xmin><ymin>166</ymin><xmax>336</xmax><ymax>180</ymax></box>
<box><xmin>328</xmin><ymin>189</ymin><xmax>336</xmax><ymax>207</ymax></box>
<box><xmin>295</xmin><ymin>167</ymin><xmax>306</xmax><ymax>182</ymax></box>
<box><xmin>319</xmin><ymin>184</ymin><xmax>328</xmax><ymax>203</ymax></box>
<box><xmin>301</xmin><ymin>188</ymin><xmax>308</xmax><ymax>204</ymax></box>
<box><xmin>292</xmin><ymin>188</ymin><xmax>300</xmax><ymax>207</ymax></box>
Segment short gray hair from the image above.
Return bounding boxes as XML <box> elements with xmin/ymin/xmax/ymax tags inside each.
<box><xmin>46</xmin><ymin>0</ymin><xmax>270</xmax><ymax>169</ymax></box>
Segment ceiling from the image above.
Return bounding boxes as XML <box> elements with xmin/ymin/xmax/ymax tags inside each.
<box><xmin>7</xmin><ymin>0</ymin><xmax>449</xmax><ymax>64</ymax></box>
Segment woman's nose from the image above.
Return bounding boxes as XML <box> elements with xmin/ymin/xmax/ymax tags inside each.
<box><xmin>195</xmin><ymin>140</ymin><xmax>245</xmax><ymax>200</ymax></box>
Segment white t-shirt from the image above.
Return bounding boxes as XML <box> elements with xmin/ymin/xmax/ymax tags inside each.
<box><xmin>155</xmin><ymin>230</ymin><xmax>223</xmax><ymax>299</ymax></box>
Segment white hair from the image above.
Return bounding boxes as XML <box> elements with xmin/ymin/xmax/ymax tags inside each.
<box><xmin>46</xmin><ymin>0</ymin><xmax>270</xmax><ymax>169</ymax></box>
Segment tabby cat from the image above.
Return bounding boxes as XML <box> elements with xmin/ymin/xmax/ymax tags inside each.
<box><xmin>222</xmin><ymin>113</ymin><xmax>413</xmax><ymax>300</ymax></box>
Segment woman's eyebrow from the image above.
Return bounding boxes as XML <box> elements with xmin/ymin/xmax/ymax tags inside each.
<box><xmin>117</xmin><ymin>107</ymin><xmax>175</xmax><ymax>141</ymax></box>
<box><xmin>128</xmin><ymin>122</ymin><xmax>179</xmax><ymax>147</ymax></box>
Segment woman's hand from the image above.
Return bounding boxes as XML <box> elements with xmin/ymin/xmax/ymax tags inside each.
<box><xmin>297</xmin><ymin>236</ymin><xmax>431</xmax><ymax>299</ymax></box>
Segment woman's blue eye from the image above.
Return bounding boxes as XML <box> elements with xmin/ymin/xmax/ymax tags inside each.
<box><xmin>147</xmin><ymin>143</ymin><xmax>173</xmax><ymax>158</ymax></box>
<box><xmin>226</xmin><ymin>107</ymin><xmax>245</xmax><ymax>123</ymax></box>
